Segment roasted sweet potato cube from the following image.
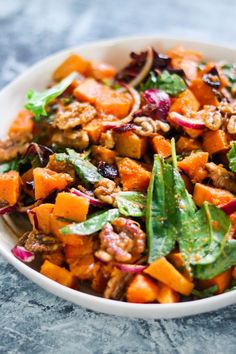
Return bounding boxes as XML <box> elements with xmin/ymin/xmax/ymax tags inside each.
<box><xmin>40</xmin><ymin>260</ymin><xmax>75</xmax><ymax>287</ymax></box>
<box><xmin>95</xmin><ymin>91</ymin><xmax>132</xmax><ymax>118</ymax></box>
<box><xmin>69</xmin><ymin>254</ymin><xmax>98</xmax><ymax>280</ymax></box>
<box><xmin>126</xmin><ymin>274</ymin><xmax>159</xmax><ymax>303</ymax></box>
<box><xmin>118</xmin><ymin>158</ymin><xmax>151</xmax><ymax>192</ymax></box>
<box><xmin>176</xmin><ymin>136</ymin><xmax>201</xmax><ymax>153</ymax></box>
<box><xmin>50</xmin><ymin>214</ymin><xmax>84</xmax><ymax>246</ymax></box>
<box><xmin>178</xmin><ymin>152</ymin><xmax>209</xmax><ymax>183</ymax></box>
<box><xmin>152</xmin><ymin>135</ymin><xmax>171</xmax><ymax>158</ymax></box>
<box><xmin>203</xmin><ymin>130</ymin><xmax>229</xmax><ymax>155</ymax></box>
<box><xmin>193</xmin><ymin>183</ymin><xmax>234</xmax><ymax>207</ymax></box>
<box><xmin>0</xmin><ymin>171</ymin><xmax>21</xmax><ymax>206</ymax></box>
<box><xmin>29</xmin><ymin>203</ymin><xmax>54</xmax><ymax>234</ymax></box>
<box><xmin>73</xmin><ymin>78</ymin><xmax>104</xmax><ymax>103</ymax></box>
<box><xmin>91</xmin><ymin>63</ymin><xmax>116</xmax><ymax>80</ymax></box>
<box><xmin>198</xmin><ymin>269</ymin><xmax>232</xmax><ymax>294</ymax></box>
<box><xmin>170</xmin><ymin>89</ymin><xmax>200</xmax><ymax>114</ymax></box>
<box><xmin>33</xmin><ymin>168</ymin><xmax>73</xmax><ymax>200</ymax></box>
<box><xmin>65</xmin><ymin>238</ymin><xmax>94</xmax><ymax>263</ymax></box>
<box><xmin>8</xmin><ymin>110</ymin><xmax>34</xmax><ymax>137</ymax></box>
<box><xmin>190</xmin><ymin>78</ymin><xmax>218</xmax><ymax>106</ymax></box>
<box><xmin>115</xmin><ymin>131</ymin><xmax>147</xmax><ymax>159</ymax></box>
<box><xmin>53</xmin><ymin>192</ymin><xmax>89</xmax><ymax>222</ymax></box>
<box><xmin>91</xmin><ymin>145</ymin><xmax>116</xmax><ymax>164</ymax></box>
<box><xmin>156</xmin><ymin>283</ymin><xmax>180</xmax><ymax>304</ymax></box>
<box><xmin>53</xmin><ymin>54</ymin><xmax>91</xmax><ymax>81</ymax></box>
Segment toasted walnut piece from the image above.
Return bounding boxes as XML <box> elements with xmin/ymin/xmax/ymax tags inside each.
<box><xmin>95</xmin><ymin>217</ymin><xmax>146</xmax><ymax>263</ymax></box>
<box><xmin>21</xmin><ymin>230</ymin><xmax>62</xmax><ymax>253</ymax></box>
<box><xmin>53</xmin><ymin>102</ymin><xmax>96</xmax><ymax>130</ymax></box>
<box><xmin>0</xmin><ymin>133</ymin><xmax>32</xmax><ymax>162</ymax></box>
<box><xmin>133</xmin><ymin>117</ymin><xmax>170</xmax><ymax>136</ymax></box>
<box><xmin>99</xmin><ymin>130</ymin><xmax>115</xmax><ymax>149</ymax></box>
<box><xmin>218</xmin><ymin>101</ymin><xmax>236</xmax><ymax>115</ymax></box>
<box><xmin>94</xmin><ymin>178</ymin><xmax>119</xmax><ymax>205</ymax></box>
<box><xmin>206</xmin><ymin>162</ymin><xmax>236</xmax><ymax>193</ymax></box>
<box><xmin>104</xmin><ymin>267</ymin><xmax>132</xmax><ymax>300</ymax></box>
<box><xmin>52</xmin><ymin>129</ymin><xmax>89</xmax><ymax>151</ymax></box>
<box><xmin>227</xmin><ymin>115</ymin><xmax>236</xmax><ymax>134</ymax></box>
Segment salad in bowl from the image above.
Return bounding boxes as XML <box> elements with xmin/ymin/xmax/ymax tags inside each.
<box><xmin>1</xmin><ymin>41</ymin><xmax>236</xmax><ymax>307</ymax></box>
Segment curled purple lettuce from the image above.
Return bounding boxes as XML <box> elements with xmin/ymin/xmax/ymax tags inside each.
<box><xmin>22</xmin><ymin>142</ymin><xmax>53</xmax><ymax>167</ymax></box>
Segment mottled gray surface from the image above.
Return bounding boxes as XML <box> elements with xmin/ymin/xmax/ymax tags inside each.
<box><xmin>1</xmin><ymin>0</ymin><xmax>236</xmax><ymax>353</ymax></box>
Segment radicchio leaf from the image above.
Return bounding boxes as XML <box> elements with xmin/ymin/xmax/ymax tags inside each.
<box><xmin>22</xmin><ymin>142</ymin><xmax>53</xmax><ymax>167</ymax></box>
<box><xmin>202</xmin><ymin>66</ymin><xmax>221</xmax><ymax>89</ymax></box>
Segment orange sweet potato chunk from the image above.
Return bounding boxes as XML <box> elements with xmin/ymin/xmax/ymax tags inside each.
<box><xmin>126</xmin><ymin>274</ymin><xmax>159</xmax><ymax>303</ymax></box>
<box><xmin>8</xmin><ymin>110</ymin><xmax>34</xmax><ymax>137</ymax></box>
<box><xmin>50</xmin><ymin>214</ymin><xmax>84</xmax><ymax>246</ymax></box>
<box><xmin>176</xmin><ymin>136</ymin><xmax>201</xmax><ymax>153</ymax></box>
<box><xmin>53</xmin><ymin>192</ymin><xmax>89</xmax><ymax>222</ymax></box>
<box><xmin>156</xmin><ymin>283</ymin><xmax>180</xmax><ymax>304</ymax></box>
<box><xmin>40</xmin><ymin>260</ymin><xmax>75</xmax><ymax>287</ymax></box>
<box><xmin>29</xmin><ymin>203</ymin><xmax>54</xmax><ymax>234</ymax></box>
<box><xmin>193</xmin><ymin>183</ymin><xmax>234</xmax><ymax>207</ymax></box>
<box><xmin>91</xmin><ymin>63</ymin><xmax>116</xmax><ymax>80</ymax></box>
<box><xmin>74</xmin><ymin>78</ymin><xmax>104</xmax><ymax>103</ymax></box>
<box><xmin>144</xmin><ymin>257</ymin><xmax>194</xmax><ymax>296</ymax></box>
<box><xmin>178</xmin><ymin>152</ymin><xmax>209</xmax><ymax>183</ymax></box>
<box><xmin>91</xmin><ymin>145</ymin><xmax>116</xmax><ymax>164</ymax></box>
<box><xmin>115</xmin><ymin>131</ymin><xmax>147</xmax><ymax>159</ymax></box>
<box><xmin>33</xmin><ymin>168</ymin><xmax>73</xmax><ymax>200</ymax></box>
<box><xmin>152</xmin><ymin>135</ymin><xmax>171</xmax><ymax>158</ymax></box>
<box><xmin>65</xmin><ymin>239</ymin><xmax>94</xmax><ymax>264</ymax></box>
<box><xmin>170</xmin><ymin>89</ymin><xmax>200</xmax><ymax>114</ymax></box>
<box><xmin>69</xmin><ymin>254</ymin><xmax>97</xmax><ymax>280</ymax></box>
<box><xmin>190</xmin><ymin>78</ymin><xmax>218</xmax><ymax>106</ymax></box>
<box><xmin>53</xmin><ymin>54</ymin><xmax>90</xmax><ymax>81</ymax></box>
<box><xmin>203</xmin><ymin>130</ymin><xmax>229</xmax><ymax>155</ymax></box>
<box><xmin>199</xmin><ymin>269</ymin><xmax>232</xmax><ymax>294</ymax></box>
<box><xmin>0</xmin><ymin>171</ymin><xmax>21</xmax><ymax>206</ymax></box>
<box><xmin>118</xmin><ymin>158</ymin><xmax>151</xmax><ymax>192</ymax></box>
<box><xmin>95</xmin><ymin>91</ymin><xmax>132</xmax><ymax>118</ymax></box>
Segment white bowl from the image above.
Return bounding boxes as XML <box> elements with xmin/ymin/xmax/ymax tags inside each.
<box><xmin>1</xmin><ymin>35</ymin><xmax>236</xmax><ymax>319</ymax></box>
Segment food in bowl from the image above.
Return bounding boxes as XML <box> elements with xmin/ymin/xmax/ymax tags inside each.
<box><xmin>2</xmin><ymin>45</ymin><xmax>236</xmax><ymax>304</ymax></box>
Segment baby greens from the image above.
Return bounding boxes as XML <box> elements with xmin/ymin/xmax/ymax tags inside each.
<box><xmin>61</xmin><ymin>209</ymin><xmax>120</xmax><ymax>235</ymax></box>
<box><xmin>115</xmin><ymin>191</ymin><xmax>146</xmax><ymax>217</ymax></box>
<box><xmin>25</xmin><ymin>72</ymin><xmax>77</xmax><ymax>120</ymax></box>
<box><xmin>140</xmin><ymin>70</ymin><xmax>186</xmax><ymax>96</ymax></box>
<box><xmin>55</xmin><ymin>148</ymin><xmax>102</xmax><ymax>184</ymax></box>
<box><xmin>227</xmin><ymin>141</ymin><xmax>236</xmax><ymax>172</ymax></box>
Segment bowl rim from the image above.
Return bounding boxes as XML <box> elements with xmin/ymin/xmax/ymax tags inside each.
<box><xmin>1</xmin><ymin>34</ymin><xmax>236</xmax><ymax>319</ymax></box>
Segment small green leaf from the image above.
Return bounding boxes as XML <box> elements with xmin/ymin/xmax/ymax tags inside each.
<box><xmin>227</xmin><ymin>141</ymin><xmax>236</xmax><ymax>172</ymax></box>
<box><xmin>25</xmin><ymin>72</ymin><xmax>78</xmax><ymax>120</ymax></box>
<box><xmin>116</xmin><ymin>191</ymin><xmax>146</xmax><ymax>217</ymax></box>
<box><xmin>192</xmin><ymin>285</ymin><xmax>217</xmax><ymax>299</ymax></box>
<box><xmin>193</xmin><ymin>240</ymin><xmax>236</xmax><ymax>279</ymax></box>
<box><xmin>61</xmin><ymin>209</ymin><xmax>120</xmax><ymax>235</ymax></box>
<box><xmin>140</xmin><ymin>70</ymin><xmax>186</xmax><ymax>96</ymax></box>
<box><xmin>0</xmin><ymin>158</ymin><xmax>20</xmax><ymax>173</ymax></box>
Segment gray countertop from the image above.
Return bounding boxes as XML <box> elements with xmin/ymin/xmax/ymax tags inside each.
<box><xmin>1</xmin><ymin>0</ymin><xmax>236</xmax><ymax>353</ymax></box>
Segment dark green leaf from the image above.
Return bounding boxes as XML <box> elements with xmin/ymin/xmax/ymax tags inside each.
<box><xmin>55</xmin><ymin>148</ymin><xmax>102</xmax><ymax>184</ymax></box>
<box><xmin>192</xmin><ymin>285</ymin><xmax>217</xmax><ymax>299</ymax></box>
<box><xmin>25</xmin><ymin>72</ymin><xmax>78</xmax><ymax>121</ymax></box>
<box><xmin>224</xmin><ymin>279</ymin><xmax>236</xmax><ymax>293</ymax></box>
<box><xmin>0</xmin><ymin>158</ymin><xmax>20</xmax><ymax>173</ymax></box>
<box><xmin>227</xmin><ymin>141</ymin><xmax>236</xmax><ymax>172</ymax></box>
<box><xmin>193</xmin><ymin>240</ymin><xmax>236</xmax><ymax>279</ymax></box>
<box><xmin>116</xmin><ymin>191</ymin><xmax>146</xmax><ymax>217</ymax></box>
<box><xmin>61</xmin><ymin>209</ymin><xmax>120</xmax><ymax>235</ymax></box>
<box><xmin>140</xmin><ymin>70</ymin><xmax>186</xmax><ymax>96</ymax></box>
<box><xmin>146</xmin><ymin>155</ymin><xmax>177</xmax><ymax>262</ymax></box>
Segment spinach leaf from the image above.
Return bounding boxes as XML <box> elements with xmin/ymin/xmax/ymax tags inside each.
<box><xmin>55</xmin><ymin>148</ymin><xmax>102</xmax><ymax>184</ymax></box>
<box><xmin>115</xmin><ymin>191</ymin><xmax>146</xmax><ymax>217</ymax></box>
<box><xmin>146</xmin><ymin>155</ymin><xmax>177</xmax><ymax>262</ymax></box>
<box><xmin>227</xmin><ymin>141</ymin><xmax>236</xmax><ymax>172</ymax></box>
<box><xmin>0</xmin><ymin>158</ymin><xmax>20</xmax><ymax>173</ymax></box>
<box><xmin>193</xmin><ymin>240</ymin><xmax>236</xmax><ymax>279</ymax></box>
<box><xmin>140</xmin><ymin>70</ymin><xmax>186</xmax><ymax>96</ymax></box>
<box><xmin>61</xmin><ymin>209</ymin><xmax>120</xmax><ymax>235</ymax></box>
<box><xmin>25</xmin><ymin>72</ymin><xmax>77</xmax><ymax>121</ymax></box>
<box><xmin>192</xmin><ymin>285</ymin><xmax>217</xmax><ymax>299</ymax></box>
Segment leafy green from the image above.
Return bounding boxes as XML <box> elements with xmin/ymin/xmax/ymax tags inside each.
<box><xmin>61</xmin><ymin>209</ymin><xmax>120</xmax><ymax>235</ymax></box>
<box><xmin>0</xmin><ymin>158</ymin><xmax>20</xmax><ymax>173</ymax></box>
<box><xmin>146</xmin><ymin>155</ymin><xmax>177</xmax><ymax>262</ymax></box>
<box><xmin>55</xmin><ymin>148</ymin><xmax>102</xmax><ymax>184</ymax></box>
<box><xmin>140</xmin><ymin>70</ymin><xmax>186</xmax><ymax>96</ymax></box>
<box><xmin>227</xmin><ymin>141</ymin><xmax>236</xmax><ymax>172</ymax></box>
<box><xmin>221</xmin><ymin>63</ymin><xmax>236</xmax><ymax>91</ymax></box>
<box><xmin>192</xmin><ymin>286</ymin><xmax>217</xmax><ymax>299</ymax></box>
<box><xmin>193</xmin><ymin>240</ymin><xmax>236</xmax><ymax>280</ymax></box>
<box><xmin>115</xmin><ymin>191</ymin><xmax>146</xmax><ymax>217</ymax></box>
<box><xmin>25</xmin><ymin>72</ymin><xmax>77</xmax><ymax>121</ymax></box>
<box><xmin>224</xmin><ymin>279</ymin><xmax>236</xmax><ymax>293</ymax></box>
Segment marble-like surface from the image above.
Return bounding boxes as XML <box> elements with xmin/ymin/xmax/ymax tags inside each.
<box><xmin>1</xmin><ymin>0</ymin><xmax>236</xmax><ymax>353</ymax></box>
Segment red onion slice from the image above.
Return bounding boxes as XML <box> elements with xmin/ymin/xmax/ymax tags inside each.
<box><xmin>129</xmin><ymin>47</ymin><xmax>154</xmax><ymax>87</ymax></box>
<box><xmin>114</xmin><ymin>263</ymin><xmax>147</xmax><ymax>273</ymax></box>
<box><xmin>71</xmin><ymin>188</ymin><xmax>106</xmax><ymax>207</ymax></box>
<box><xmin>220</xmin><ymin>199</ymin><xmax>236</xmax><ymax>215</ymax></box>
<box><xmin>169</xmin><ymin>112</ymin><xmax>205</xmax><ymax>130</ymax></box>
<box><xmin>27</xmin><ymin>209</ymin><xmax>39</xmax><ymax>229</ymax></box>
<box><xmin>142</xmin><ymin>88</ymin><xmax>171</xmax><ymax>121</ymax></box>
<box><xmin>0</xmin><ymin>205</ymin><xmax>16</xmax><ymax>215</ymax></box>
<box><xmin>11</xmin><ymin>245</ymin><xmax>35</xmax><ymax>263</ymax></box>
